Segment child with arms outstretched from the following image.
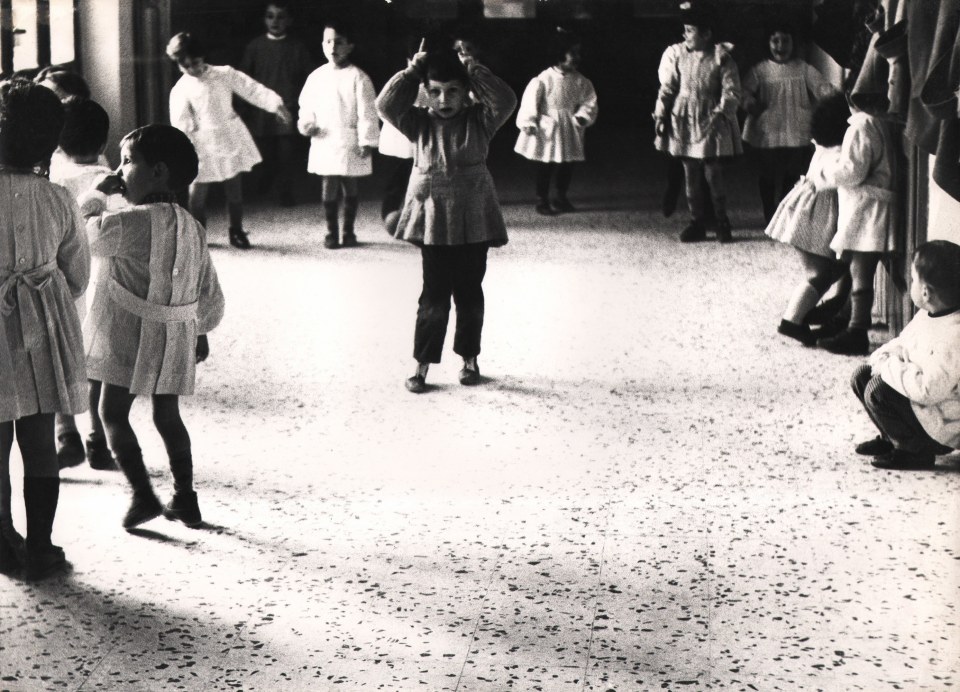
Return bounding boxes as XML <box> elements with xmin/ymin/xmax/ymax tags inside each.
<box><xmin>80</xmin><ymin>125</ymin><xmax>224</xmax><ymax>529</ymax></box>
<box><xmin>166</xmin><ymin>32</ymin><xmax>291</xmax><ymax>249</ymax></box>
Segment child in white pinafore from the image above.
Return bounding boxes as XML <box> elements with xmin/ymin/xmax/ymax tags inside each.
<box><xmin>741</xmin><ymin>21</ymin><xmax>834</xmax><ymax>223</ymax></box>
<box><xmin>49</xmin><ymin>97</ymin><xmax>127</xmax><ymax>472</ymax></box>
<box><xmin>766</xmin><ymin>92</ymin><xmax>850</xmax><ymax>346</ymax></box>
<box><xmin>816</xmin><ymin>98</ymin><xmax>898</xmax><ymax>356</ymax></box>
<box><xmin>166</xmin><ymin>32</ymin><xmax>292</xmax><ymax>250</ymax></box>
<box><xmin>79</xmin><ymin>125</ymin><xmax>224</xmax><ymax>530</ymax></box>
<box><xmin>653</xmin><ymin>0</ymin><xmax>741</xmax><ymax>243</ymax></box>
<box><xmin>298</xmin><ymin>21</ymin><xmax>379</xmax><ymax>249</ymax></box>
<box><xmin>515</xmin><ymin>28</ymin><xmax>598</xmax><ymax>215</ymax></box>
<box><xmin>1</xmin><ymin>80</ymin><xmax>89</xmax><ymax>581</ymax></box>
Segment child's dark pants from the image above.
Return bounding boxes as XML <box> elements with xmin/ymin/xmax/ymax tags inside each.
<box><xmin>851</xmin><ymin>364</ymin><xmax>953</xmax><ymax>455</ymax></box>
<box><xmin>414</xmin><ymin>243</ymin><xmax>489</xmax><ymax>364</ymax></box>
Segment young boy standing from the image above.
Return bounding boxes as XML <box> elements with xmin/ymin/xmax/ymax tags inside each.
<box><xmin>851</xmin><ymin>240</ymin><xmax>960</xmax><ymax>470</ymax></box>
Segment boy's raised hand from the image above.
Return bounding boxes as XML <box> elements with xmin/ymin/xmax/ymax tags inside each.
<box><xmin>196</xmin><ymin>334</ymin><xmax>209</xmax><ymax>363</ymax></box>
<box><xmin>409</xmin><ymin>38</ymin><xmax>428</xmax><ymax>73</ymax></box>
<box><xmin>94</xmin><ymin>173</ymin><xmax>124</xmax><ymax>196</ymax></box>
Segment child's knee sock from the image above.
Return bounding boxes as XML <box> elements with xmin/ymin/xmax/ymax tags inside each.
<box><xmin>783</xmin><ymin>282</ymin><xmax>821</xmax><ymax>325</ymax></box>
<box><xmin>323</xmin><ymin>201</ymin><xmax>340</xmax><ymax>234</ymax></box>
<box><xmin>168</xmin><ymin>452</ymin><xmax>194</xmax><ymax>495</ymax></box>
<box><xmin>113</xmin><ymin>445</ymin><xmax>154</xmax><ymax>496</ymax></box>
<box><xmin>342</xmin><ymin>196</ymin><xmax>359</xmax><ymax>236</ymax></box>
<box><xmin>849</xmin><ymin>289</ymin><xmax>875</xmax><ymax>330</ymax></box>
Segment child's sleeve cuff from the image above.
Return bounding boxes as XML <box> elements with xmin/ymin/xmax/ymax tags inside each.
<box><xmin>78</xmin><ymin>190</ymin><xmax>109</xmax><ymax>217</ymax></box>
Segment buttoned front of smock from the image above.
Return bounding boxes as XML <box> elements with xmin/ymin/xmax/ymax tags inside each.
<box><xmin>0</xmin><ymin>172</ymin><xmax>89</xmax><ymax>422</ymax></box>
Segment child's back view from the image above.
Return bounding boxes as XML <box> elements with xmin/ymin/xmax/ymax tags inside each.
<box><xmin>1</xmin><ymin>79</ymin><xmax>89</xmax><ymax>580</ymax></box>
<box><xmin>79</xmin><ymin>125</ymin><xmax>224</xmax><ymax>529</ymax></box>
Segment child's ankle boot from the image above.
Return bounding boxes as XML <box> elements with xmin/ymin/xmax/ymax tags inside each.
<box><xmin>163</xmin><ymin>490</ymin><xmax>202</xmax><ymax>527</ymax></box>
<box><xmin>114</xmin><ymin>448</ymin><xmax>162</xmax><ymax>529</ymax></box>
<box><xmin>22</xmin><ymin>477</ymin><xmax>66</xmax><ymax>581</ymax></box>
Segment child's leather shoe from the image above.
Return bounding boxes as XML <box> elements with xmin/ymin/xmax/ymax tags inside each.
<box><xmin>715</xmin><ymin>217</ymin><xmax>733</xmax><ymax>243</ymax></box>
<box><xmin>86</xmin><ymin>436</ymin><xmax>118</xmax><ymax>471</ymax></box>
<box><xmin>679</xmin><ymin>220</ymin><xmax>706</xmax><ymax>242</ymax></box>
<box><xmin>163</xmin><ymin>491</ymin><xmax>203</xmax><ymax>527</ymax></box>
<box><xmin>122</xmin><ymin>491</ymin><xmax>163</xmax><ymax>530</ymax></box>
<box><xmin>818</xmin><ymin>327</ymin><xmax>869</xmax><ymax>355</ymax></box>
<box><xmin>324</xmin><ymin>232</ymin><xmax>340</xmax><ymax>249</ymax></box>
<box><xmin>535</xmin><ymin>199</ymin><xmax>555</xmax><ymax>216</ymax></box>
<box><xmin>56</xmin><ymin>431</ymin><xmax>86</xmax><ymax>469</ymax></box>
<box><xmin>405</xmin><ymin>374</ymin><xmax>427</xmax><ymax>394</ymax></box>
<box><xmin>777</xmin><ymin>319</ymin><xmax>815</xmax><ymax>346</ymax></box>
<box><xmin>552</xmin><ymin>197</ymin><xmax>575</xmax><ymax>213</ymax></box>
<box><xmin>855</xmin><ymin>436</ymin><xmax>893</xmax><ymax>456</ymax></box>
<box><xmin>229</xmin><ymin>227</ymin><xmax>251</xmax><ymax>249</ymax></box>
<box><xmin>341</xmin><ymin>232</ymin><xmax>358</xmax><ymax>247</ymax></box>
<box><xmin>458</xmin><ymin>363</ymin><xmax>481</xmax><ymax>386</ymax></box>
<box><xmin>870</xmin><ymin>449</ymin><xmax>936</xmax><ymax>470</ymax></box>
<box><xmin>23</xmin><ymin>543</ymin><xmax>66</xmax><ymax>581</ymax></box>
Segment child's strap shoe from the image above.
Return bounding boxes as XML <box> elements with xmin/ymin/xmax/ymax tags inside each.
<box><xmin>163</xmin><ymin>490</ymin><xmax>203</xmax><ymax>528</ymax></box>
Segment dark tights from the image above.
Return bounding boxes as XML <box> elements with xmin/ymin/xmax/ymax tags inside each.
<box><xmin>535</xmin><ymin>162</ymin><xmax>573</xmax><ymax>202</ymax></box>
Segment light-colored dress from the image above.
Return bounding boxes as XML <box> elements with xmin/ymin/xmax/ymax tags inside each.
<box><xmin>765</xmin><ymin>144</ymin><xmax>842</xmax><ymax>258</ymax></box>
<box><xmin>80</xmin><ymin>193</ymin><xmax>225</xmax><ymax>396</ymax></box>
<box><xmin>514</xmin><ymin>67</ymin><xmax>598</xmax><ymax>163</ymax></box>
<box><xmin>169</xmin><ymin>65</ymin><xmax>285</xmax><ymax>184</ymax></box>
<box><xmin>376</xmin><ymin>63</ymin><xmax>517</xmax><ymax>247</ymax></box>
<box><xmin>741</xmin><ymin>59</ymin><xmax>832</xmax><ymax>149</ymax></box>
<box><xmin>298</xmin><ymin>63</ymin><xmax>379</xmax><ymax>176</ymax></box>
<box><xmin>1</xmin><ymin>172</ymin><xmax>89</xmax><ymax>422</ymax></box>
<box><xmin>654</xmin><ymin>42</ymin><xmax>742</xmax><ymax>159</ymax></box>
<box><xmin>823</xmin><ymin>112</ymin><xmax>898</xmax><ymax>255</ymax></box>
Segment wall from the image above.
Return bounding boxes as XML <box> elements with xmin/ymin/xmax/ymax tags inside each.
<box><xmin>77</xmin><ymin>0</ymin><xmax>137</xmax><ymax>167</ymax></box>
<box><xmin>928</xmin><ymin>163</ymin><xmax>960</xmax><ymax>243</ymax></box>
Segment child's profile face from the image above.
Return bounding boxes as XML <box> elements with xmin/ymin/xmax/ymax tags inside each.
<box><xmin>769</xmin><ymin>31</ymin><xmax>794</xmax><ymax>63</ymax></box>
<box><xmin>557</xmin><ymin>45</ymin><xmax>581</xmax><ymax>72</ymax></box>
<box><xmin>683</xmin><ymin>25</ymin><xmax>710</xmax><ymax>51</ymax></box>
<box><xmin>176</xmin><ymin>55</ymin><xmax>207</xmax><ymax>78</ymax></box>
<box><xmin>426</xmin><ymin>79</ymin><xmax>467</xmax><ymax>119</ymax></box>
<box><xmin>115</xmin><ymin>142</ymin><xmax>159</xmax><ymax>204</ymax></box>
<box><xmin>322</xmin><ymin>28</ymin><xmax>353</xmax><ymax>67</ymax></box>
<box><xmin>264</xmin><ymin>4</ymin><xmax>291</xmax><ymax>37</ymax></box>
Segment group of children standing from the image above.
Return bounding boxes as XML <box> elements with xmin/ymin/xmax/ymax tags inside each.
<box><xmin>1</xmin><ymin>0</ymin><xmax>958</xmax><ymax>585</ymax></box>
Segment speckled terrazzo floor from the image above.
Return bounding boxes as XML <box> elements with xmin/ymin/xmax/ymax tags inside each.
<box><xmin>1</xmin><ymin>138</ymin><xmax>958</xmax><ymax>691</ymax></box>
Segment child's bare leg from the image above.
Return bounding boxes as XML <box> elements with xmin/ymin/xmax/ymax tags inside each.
<box><xmin>322</xmin><ymin>176</ymin><xmax>341</xmax><ymax>248</ymax></box>
<box><xmin>779</xmin><ymin>250</ymin><xmax>846</xmax><ymax>345</ymax></box>
<box><xmin>100</xmin><ymin>383</ymin><xmax>161</xmax><ymax>528</ymax></box>
<box><xmin>188</xmin><ymin>182</ymin><xmax>211</xmax><ymax>228</ymax></box>
<box><xmin>341</xmin><ymin>177</ymin><xmax>359</xmax><ymax>246</ymax></box>
<box><xmin>152</xmin><ymin>394</ymin><xmax>201</xmax><ymax>526</ymax></box>
<box><xmin>0</xmin><ymin>421</ymin><xmax>22</xmax><ymax>574</ymax></box>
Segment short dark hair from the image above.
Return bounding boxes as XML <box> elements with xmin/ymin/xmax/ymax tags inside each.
<box><xmin>166</xmin><ymin>32</ymin><xmax>205</xmax><ymax>61</ymax></box>
<box><xmin>59</xmin><ymin>97</ymin><xmax>110</xmax><ymax>159</ymax></box>
<box><xmin>810</xmin><ymin>91</ymin><xmax>850</xmax><ymax>147</ymax></box>
<box><xmin>0</xmin><ymin>79</ymin><xmax>65</xmax><ymax>169</ymax></box>
<box><xmin>423</xmin><ymin>48</ymin><xmax>468</xmax><ymax>86</ymax></box>
<box><xmin>121</xmin><ymin>124</ymin><xmax>199</xmax><ymax>191</ymax></box>
<box><xmin>265</xmin><ymin>0</ymin><xmax>292</xmax><ymax>11</ymax></box>
<box><xmin>551</xmin><ymin>27</ymin><xmax>581</xmax><ymax>65</ymax></box>
<box><xmin>323</xmin><ymin>19</ymin><xmax>354</xmax><ymax>43</ymax></box>
<box><xmin>914</xmin><ymin>240</ymin><xmax>960</xmax><ymax>307</ymax></box>
<box><xmin>34</xmin><ymin>68</ymin><xmax>91</xmax><ymax>100</ymax></box>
